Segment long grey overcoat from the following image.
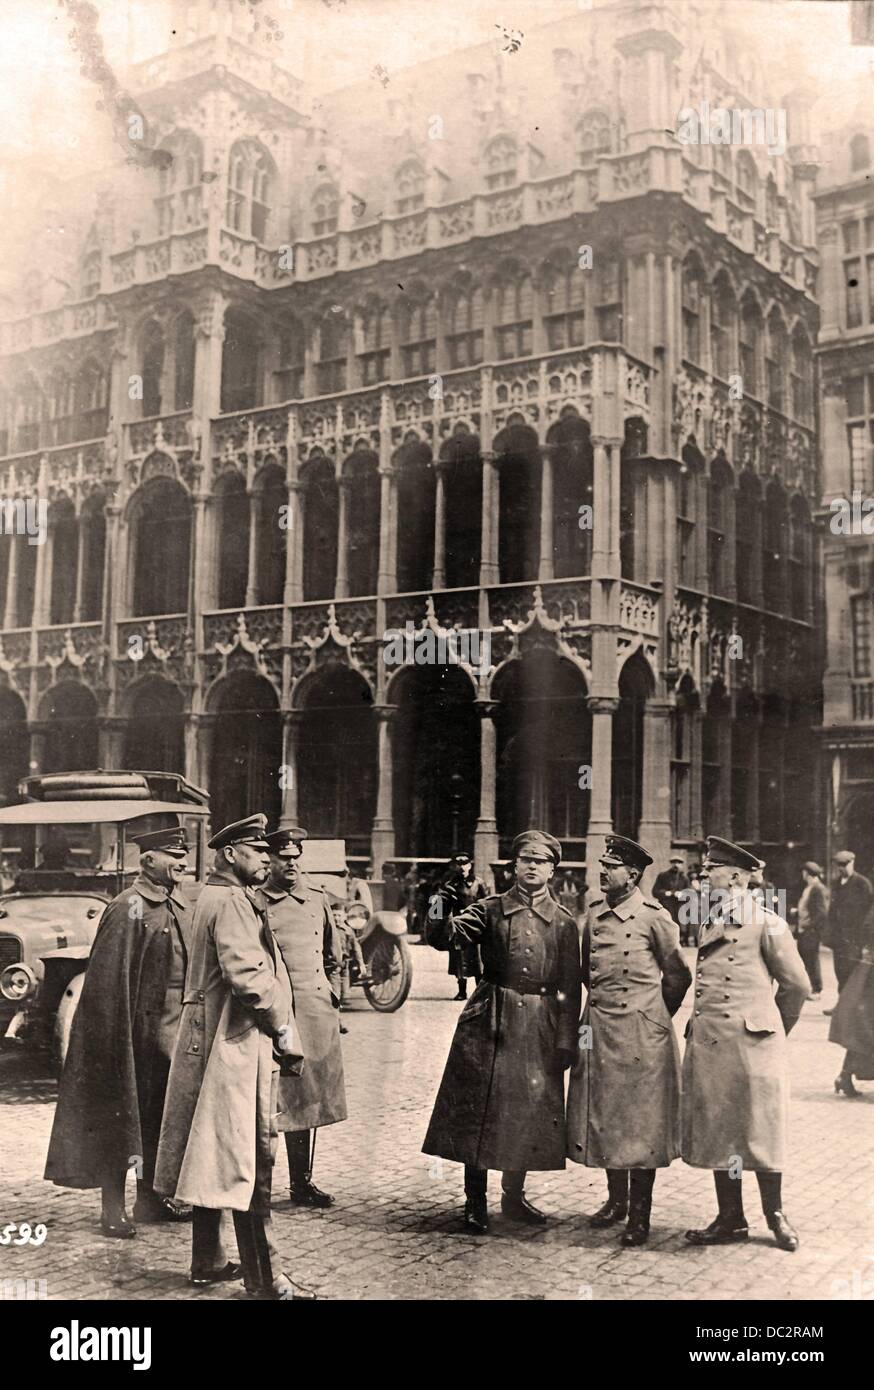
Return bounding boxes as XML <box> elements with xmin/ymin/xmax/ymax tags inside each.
<box><xmin>566</xmin><ymin>887</ymin><xmax>691</xmax><ymax>1169</ymax></box>
<box><xmin>681</xmin><ymin>891</ymin><xmax>810</xmax><ymax>1172</ymax></box>
<box><xmin>153</xmin><ymin>869</ymin><xmax>297</xmax><ymax>1213</ymax></box>
<box><xmin>422</xmin><ymin>888</ymin><xmax>581</xmax><ymax>1172</ymax></box>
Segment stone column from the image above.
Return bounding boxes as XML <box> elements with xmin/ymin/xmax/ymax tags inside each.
<box><xmin>335</xmin><ymin>478</ymin><xmax>349</xmax><ymax>599</ymax></box>
<box><xmin>278</xmin><ymin>710</ymin><xmax>302</xmax><ymax>827</ymax></box>
<box><xmin>377</xmin><ymin>466</ymin><xmax>396</xmax><ymax>595</ymax></box>
<box><xmin>432</xmin><ymin>462</ymin><xmax>447</xmax><ymax>591</ymax></box>
<box><xmin>284</xmin><ymin>480</ymin><xmax>304</xmax><ymax>607</ymax></box>
<box><xmin>479</xmin><ymin>453</ymin><xmax>500</xmax><ymax>586</ymax></box>
<box><xmin>371</xmin><ymin>705</ymin><xmax>396</xmax><ymax>875</ymax></box>
<box><xmin>637</xmin><ymin>699</ymin><xmax>674</xmax><ymax>887</ymax></box>
<box><xmin>586</xmin><ymin>695</ymin><xmax>618</xmax><ymax>870</ymax></box>
<box><xmin>538</xmin><ymin>447</ymin><xmax>554</xmax><ymax>582</ymax></box>
<box><xmin>244</xmin><ymin>488</ymin><xmax>259</xmax><ymax>607</ymax></box>
<box><xmin>474</xmin><ymin>701</ymin><xmax>499</xmax><ymax>885</ymax></box>
<box><xmin>3</xmin><ymin>533</ymin><xmax>20</xmax><ymax>630</ymax></box>
<box><xmin>591</xmin><ymin>440</ymin><xmax>610</xmax><ymax>577</ymax></box>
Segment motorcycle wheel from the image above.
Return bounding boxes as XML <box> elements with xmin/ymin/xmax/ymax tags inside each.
<box><xmin>363</xmin><ymin>936</ymin><xmax>413</xmax><ymax>1012</ymax></box>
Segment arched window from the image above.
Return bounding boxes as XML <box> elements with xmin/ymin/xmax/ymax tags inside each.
<box><xmin>671</xmin><ymin>676</ymin><xmax>699</xmax><ymax>840</ymax></box>
<box><xmin>275</xmin><ymin>316</ymin><xmax>305</xmax><ymax>400</ymax></box>
<box><xmin>301</xmin><ymin>456</ymin><xmax>338</xmax><ymax>601</ymax></box>
<box><xmin>173</xmin><ymin>310</ymin><xmax>195</xmax><ymax>411</ymax></box>
<box><xmin>739</xmin><ymin>292</ymin><xmax>761</xmax><ymax>396</ymax></box>
<box><xmin>549</xmin><ymin>414</ymin><xmax>593</xmax><ymax>578</ymax></box>
<box><xmin>316</xmin><ymin>311</ymin><xmax>347</xmax><ymax>395</ymax></box>
<box><xmin>710</xmin><ymin>275</ymin><xmax>736</xmax><ymax>380</ymax></box>
<box><xmin>708</xmin><ymin>456</ymin><xmax>733</xmax><ymax>595</ymax></box>
<box><xmin>494</xmin><ymin>271</ymin><xmax>533</xmax><ymax>360</ymax></box>
<box><xmin>766</xmin><ymin>308</ymin><xmax>787</xmax><ymax>412</ymax></box>
<box><xmin>253</xmin><ymin>464</ymin><xmax>287</xmax><ymax>606</ymax></box>
<box><xmin>215</xmin><ymin>471</ymin><xmax>250</xmax><ymax>609</ymax></box>
<box><xmin>80</xmin><ymin>250</ymin><xmax>101</xmax><ymax>299</ymax></box>
<box><xmin>678</xmin><ymin>444</ymin><xmax>703</xmax><ymax>587</ymax></box>
<box><xmin>576</xmin><ymin>108</ymin><xmax>610</xmax><ymax>164</ymax></box>
<box><xmin>344</xmin><ymin>451</ymin><xmax>380</xmax><ymax>596</ymax></box>
<box><xmin>542</xmin><ymin>260</ymin><xmax>586</xmax><ymax>349</ymax></box>
<box><xmin>131</xmin><ymin>477</ymin><xmax>192</xmax><ymax>616</ymax></box>
<box><xmin>596</xmin><ymin>257</ymin><xmax>623</xmax><ymax>342</ymax></box>
<box><xmin>440</xmin><ymin>432</ymin><xmax>482</xmax><ymax>589</ymax></box>
<box><xmin>789</xmin><ymin>494</ymin><xmax>810</xmax><ymax>620</ymax></box>
<box><xmin>484</xmin><ymin>135</ymin><xmax>517</xmax><ymax>191</ymax></box>
<box><xmin>395</xmin><ymin>158</ymin><xmax>425</xmax><ymax>214</ymax></box>
<box><xmin>790</xmin><ymin>325</ymin><xmax>812</xmax><ymax>422</ymax></box>
<box><xmin>357</xmin><ymin>301</ymin><xmax>391</xmax><ymax>385</ymax></box>
<box><xmin>395</xmin><ymin>442</ymin><xmax>435</xmax><ymax>593</ymax></box>
<box><xmin>47</xmin><ymin>370</ymin><xmax>75</xmax><ymax>447</ymax></box>
<box><xmin>74</xmin><ymin>359</ymin><xmax>109</xmax><ymax>440</ymax></box>
<box><xmin>736</xmin><ymin>150</ymin><xmax>757</xmax><ymax>209</ymax></box>
<box><xmin>762</xmin><ymin>478</ymin><xmax>787</xmax><ymax>612</ymax></box>
<box><xmin>736</xmin><ymin>470</ymin><xmax>760</xmax><ymax>605</ymax></box>
<box><xmin>713</xmin><ymin>144</ymin><xmax>732</xmax><ymax>186</ymax></box>
<box><xmin>497</xmin><ymin>424</ymin><xmax>540</xmax><ymax>583</ymax></box>
<box><xmin>850</xmin><ymin>133</ymin><xmax>871</xmax><ymax>173</ymax></box>
<box><xmin>156</xmin><ymin>131</ymin><xmax>204</xmax><ymax>235</ymax></box>
<box><xmin>613</xmin><ymin>653</ymin><xmax>651</xmax><ymax>838</ymax></box>
<box><xmin>681</xmin><ymin>256</ymin><xmax>704</xmax><ymax>363</ymax></box>
<box><xmin>226</xmin><ymin>140</ymin><xmax>274</xmax><ymax>241</ymax></box>
<box><xmin>445</xmin><ymin>284</ymin><xmax>484</xmax><ymax>368</ymax></box>
<box><xmin>621</xmin><ymin>417</ymin><xmax>646</xmax><ymax>580</ymax></box>
<box><xmin>79</xmin><ymin>493</ymin><xmax>106</xmax><ymax>622</ymax></box>
<box><xmin>49</xmin><ymin>498</ymin><xmax>78</xmax><ymax>626</ymax></box>
<box><xmin>141</xmin><ymin>320</ymin><xmax>165</xmax><ymax>418</ymax></box>
<box><xmin>311</xmin><ymin>182</ymin><xmax>339</xmax><ymax>237</ymax></box>
<box><xmin>220</xmin><ymin>309</ymin><xmax>261</xmax><ymax>413</ymax></box>
<box><xmin>15</xmin><ymin>373</ymin><xmax>44</xmax><ymax>452</ymax></box>
<box><xmin>399</xmin><ymin>295</ymin><xmax>436</xmax><ymax>377</ymax></box>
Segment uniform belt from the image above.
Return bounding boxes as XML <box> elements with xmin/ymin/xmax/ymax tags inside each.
<box><xmin>483</xmin><ymin>975</ymin><xmax>559</xmax><ymax>997</ymax></box>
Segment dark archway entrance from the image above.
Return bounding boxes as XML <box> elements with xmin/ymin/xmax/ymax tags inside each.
<box><xmin>297</xmin><ymin>666</ymin><xmax>376</xmax><ymax>859</ymax></box>
<box><xmin>122</xmin><ymin>678</ymin><xmax>185</xmax><ymax>774</ymax></box>
<box><xmin>42</xmin><ymin>683</ymin><xmax>99</xmax><ymax>773</ymax></box>
<box><xmin>392</xmin><ymin>665</ymin><xmax>479</xmax><ymax>858</ymax></box>
<box><xmin>209</xmin><ymin>672</ymin><xmax>281</xmax><ymax>830</ymax></box>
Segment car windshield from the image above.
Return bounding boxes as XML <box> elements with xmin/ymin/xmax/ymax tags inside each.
<box><xmin>0</xmin><ymin>896</ymin><xmax>104</xmax><ymax>923</ymax></box>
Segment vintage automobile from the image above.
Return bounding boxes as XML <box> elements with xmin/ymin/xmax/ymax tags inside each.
<box><xmin>298</xmin><ymin>838</ymin><xmax>413</xmax><ymax>1012</ymax></box>
<box><xmin>0</xmin><ymin>770</ymin><xmax>210</xmax><ymax>1067</ymax></box>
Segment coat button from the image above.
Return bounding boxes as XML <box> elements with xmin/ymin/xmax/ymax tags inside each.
<box><xmin>162</xmin><ymin>927</ymin><xmax>169</xmax><ymax>934</ymax></box>
<box><xmin>518</xmin><ymin>999</ymin><xmax>525</xmax><ymax>1007</ymax></box>
<box><xmin>723</xmin><ymin>1012</ymin><xmax>730</xmax><ymax>1018</ymax></box>
<box><xmin>622</xmin><ymin>968</ymin><xmax>628</xmax><ymax>975</ymax></box>
<box><xmin>198</xmin><ymin>990</ymin><xmax>204</xmax><ymax>1001</ymax></box>
<box><xmin>724</xmin><ymin>994</ymin><xmax>730</xmax><ymax>1000</ymax></box>
<box><xmin>525</xmin><ymin>947</ymin><xmax>532</xmax><ymax>954</ymax></box>
<box><xmin>728</xmin><ymin>955</ymin><xmax>735</xmax><ymax>961</ymax></box>
<box><xmin>620</xmin><ymin>1002</ymin><xmax>627</xmax><ymax>1008</ymax></box>
<box><xmin>191</xmin><ymin>1043</ymin><xmax>200</xmax><ymax>1053</ymax></box>
<box><xmin>626</xmin><ymin>933</ymin><xmax>631</xmax><ymax>938</ymax></box>
<box><xmin>695</xmin><ymin>1009</ymin><xmax>701</xmax><ymax>1015</ymax></box>
<box><xmin>623</xmin><ymin>950</ymin><xmax>629</xmax><ymax>956</ymax></box>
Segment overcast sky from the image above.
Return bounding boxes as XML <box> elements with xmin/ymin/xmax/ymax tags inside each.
<box><xmin>0</xmin><ymin>0</ymin><xmax>870</xmax><ymax>168</ymax></box>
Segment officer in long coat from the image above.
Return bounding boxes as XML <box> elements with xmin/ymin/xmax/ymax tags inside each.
<box><xmin>255</xmin><ymin>827</ymin><xmax>347</xmax><ymax>1208</ymax></box>
<box><xmin>154</xmin><ymin>815</ymin><xmax>311</xmax><ymax>1299</ymax></box>
<box><xmin>437</xmin><ymin>852</ymin><xmax>489</xmax><ymax>999</ymax></box>
<box><xmin>45</xmin><ymin>825</ymin><xmax>194</xmax><ymax>1237</ymax></box>
<box><xmin>682</xmin><ymin>837</ymin><xmax>810</xmax><ymax>1252</ymax></box>
<box><xmin>422</xmin><ymin>830</ymin><xmax>581</xmax><ymax>1233</ymax></box>
<box><xmin>566</xmin><ymin>835</ymin><xmax>691</xmax><ymax>1246</ymax></box>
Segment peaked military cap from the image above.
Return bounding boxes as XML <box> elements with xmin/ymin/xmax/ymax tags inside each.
<box><xmin>832</xmin><ymin>849</ymin><xmax>855</xmax><ymax>866</ymax></box>
<box><xmin>512</xmin><ymin>829</ymin><xmax>562</xmax><ymax>865</ymax></box>
<box><xmin>704</xmin><ymin>835</ymin><xmax>761</xmax><ymax>872</ymax></box>
<box><xmin>131</xmin><ymin>825</ymin><xmax>189</xmax><ymax>856</ymax></box>
<box><xmin>803</xmin><ymin>860</ymin><xmax>824</xmax><ymax>878</ymax></box>
<box><xmin>602</xmin><ymin>835</ymin><xmax>653</xmax><ymax>872</ymax></box>
<box><xmin>208</xmin><ymin>813</ymin><xmax>269</xmax><ymax>851</ymax></box>
<box><xmin>265</xmin><ymin>826</ymin><xmax>307</xmax><ymax>856</ymax></box>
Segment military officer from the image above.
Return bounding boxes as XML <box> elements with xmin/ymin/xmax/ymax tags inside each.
<box><xmin>45</xmin><ymin>825</ymin><xmax>193</xmax><ymax>1236</ymax></box>
<box><xmin>255</xmin><ymin>827</ymin><xmax>347</xmax><ymax>1208</ymax></box>
<box><xmin>154</xmin><ymin>815</ymin><xmax>313</xmax><ymax>1299</ymax></box>
<box><xmin>422</xmin><ymin>830</ymin><xmax>581</xmax><ymax>1233</ymax></box>
<box><xmin>682</xmin><ymin>836</ymin><xmax>810</xmax><ymax>1253</ymax></box>
<box><xmin>566</xmin><ymin>836</ymin><xmax>691</xmax><ymax>1246</ymax></box>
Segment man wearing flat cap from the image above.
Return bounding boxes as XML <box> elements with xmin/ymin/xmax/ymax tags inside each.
<box><xmin>652</xmin><ymin>852</ymin><xmax>691</xmax><ymax>942</ymax></box>
<box><xmin>254</xmin><ymin>827</ymin><xmax>347</xmax><ymax>1208</ymax></box>
<box><xmin>824</xmin><ymin>850</ymin><xmax>872</xmax><ymax>1010</ymax></box>
<box><xmin>422</xmin><ymin>829</ymin><xmax>581</xmax><ymax>1232</ymax></box>
<box><xmin>45</xmin><ymin>823</ymin><xmax>194</xmax><ymax>1237</ymax></box>
<box><xmin>154</xmin><ymin>815</ymin><xmax>312</xmax><ymax>1299</ymax></box>
<box><xmin>682</xmin><ymin>836</ymin><xmax>810</xmax><ymax>1252</ymax></box>
<box><xmin>790</xmin><ymin>862</ymin><xmax>828</xmax><ymax>1000</ymax></box>
<box><xmin>566</xmin><ymin>835</ymin><xmax>691</xmax><ymax>1246</ymax></box>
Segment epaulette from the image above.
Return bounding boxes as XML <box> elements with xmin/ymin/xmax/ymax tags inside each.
<box><xmin>643</xmin><ymin>899</ymin><xmax>664</xmax><ymax>911</ymax></box>
<box><xmin>588</xmin><ymin>897</ymin><xmax>605</xmax><ymax>908</ymax></box>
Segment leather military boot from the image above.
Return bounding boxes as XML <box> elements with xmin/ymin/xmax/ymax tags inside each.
<box><xmin>501</xmin><ymin>1193</ymin><xmax>548</xmax><ymax>1226</ymax></box>
<box><xmin>589</xmin><ymin>1198</ymin><xmax>628</xmax><ymax>1228</ymax></box>
<box><xmin>289</xmin><ymin>1178</ymin><xmax>334</xmax><ymax>1208</ymax></box>
<box><xmin>620</xmin><ymin>1202</ymin><xmax>651</xmax><ymax>1247</ymax></box>
<box><xmin>766</xmin><ymin>1211</ymin><xmax>799</xmax><ymax>1252</ymax></box>
<box><xmin>464</xmin><ymin>1198</ymin><xmax>490</xmax><ymax>1234</ymax></box>
<box><xmin>685</xmin><ymin>1216</ymin><xmax>749</xmax><ymax>1246</ymax></box>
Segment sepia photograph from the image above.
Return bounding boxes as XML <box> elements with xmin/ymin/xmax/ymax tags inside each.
<box><xmin>0</xmin><ymin>0</ymin><xmax>871</xmax><ymax>1342</ymax></box>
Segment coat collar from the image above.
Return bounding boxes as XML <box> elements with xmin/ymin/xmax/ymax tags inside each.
<box><xmin>258</xmin><ymin>882</ymin><xmax>309</xmax><ymax>905</ymax></box>
<box><xmin>206</xmin><ymin>868</ymin><xmax>247</xmax><ymax>890</ymax></box>
<box><xmin>131</xmin><ymin>874</ymin><xmax>186</xmax><ymax>910</ymax></box>
<box><xmin>501</xmin><ymin>886</ymin><xmax>559</xmax><ymax>924</ymax></box>
<box><xmin>593</xmin><ymin>885</ymin><xmax>643</xmax><ymax>921</ymax></box>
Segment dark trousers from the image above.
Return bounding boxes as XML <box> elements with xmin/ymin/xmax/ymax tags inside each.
<box><xmin>714</xmin><ymin>1169</ymin><xmax>783</xmax><ymax>1223</ymax></box>
<box><xmin>796</xmin><ymin>932</ymin><xmax>822</xmax><ymax>994</ymax></box>
<box><xmin>285</xmin><ymin>1129</ymin><xmax>312</xmax><ymax>1184</ymax></box>
<box><xmin>191</xmin><ymin>1206</ymin><xmax>282</xmax><ymax>1291</ymax></box>
<box><xmin>832</xmin><ymin>947</ymin><xmax>854</xmax><ymax>993</ymax></box>
<box><xmin>464</xmin><ymin>1165</ymin><xmax>526</xmax><ymax>1199</ymax></box>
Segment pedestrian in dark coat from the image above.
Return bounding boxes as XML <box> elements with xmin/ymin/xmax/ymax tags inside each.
<box><xmin>422</xmin><ymin>830</ymin><xmax>581</xmax><ymax>1233</ymax></box>
<box><xmin>683</xmin><ymin>838</ymin><xmax>810</xmax><ymax>1254</ymax></box>
<box><xmin>830</xmin><ymin>905</ymin><xmax>874</xmax><ymax>1094</ymax></box>
<box><xmin>44</xmin><ymin>826</ymin><xmax>194</xmax><ymax>1238</ymax></box>
<box><xmin>652</xmin><ymin>854</ymin><xmax>690</xmax><ymax>938</ymax></box>
<box><xmin>790</xmin><ymin>861</ymin><xmax>828</xmax><ymax>998</ymax></box>
<box><xmin>824</xmin><ymin>850</ymin><xmax>873</xmax><ymax>1002</ymax></box>
<box><xmin>567</xmin><ymin>835</ymin><xmax>691</xmax><ymax>1247</ymax></box>
<box><xmin>437</xmin><ymin>852</ymin><xmax>489</xmax><ymax>999</ymax></box>
<box><xmin>255</xmin><ymin>827</ymin><xmax>347</xmax><ymax>1209</ymax></box>
<box><xmin>153</xmin><ymin>815</ymin><xmax>311</xmax><ymax>1301</ymax></box>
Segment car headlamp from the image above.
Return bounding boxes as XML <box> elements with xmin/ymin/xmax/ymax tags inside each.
<box><xmin>0</xmin><ymin>963</ymin><xmax>37</xmax><ymax>1002</ymax></box>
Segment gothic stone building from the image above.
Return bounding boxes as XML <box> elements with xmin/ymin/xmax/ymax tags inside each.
<box><xmin>0</xmin><ymin>1</ymin><xmax>821</xmax><ymax>889</ymax></box>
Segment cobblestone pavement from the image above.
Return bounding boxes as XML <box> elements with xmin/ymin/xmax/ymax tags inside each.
<box><xmin>1</xmin><ymin>941</ymin><xmax>871</xmax><ymax>1301</ymax></box>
